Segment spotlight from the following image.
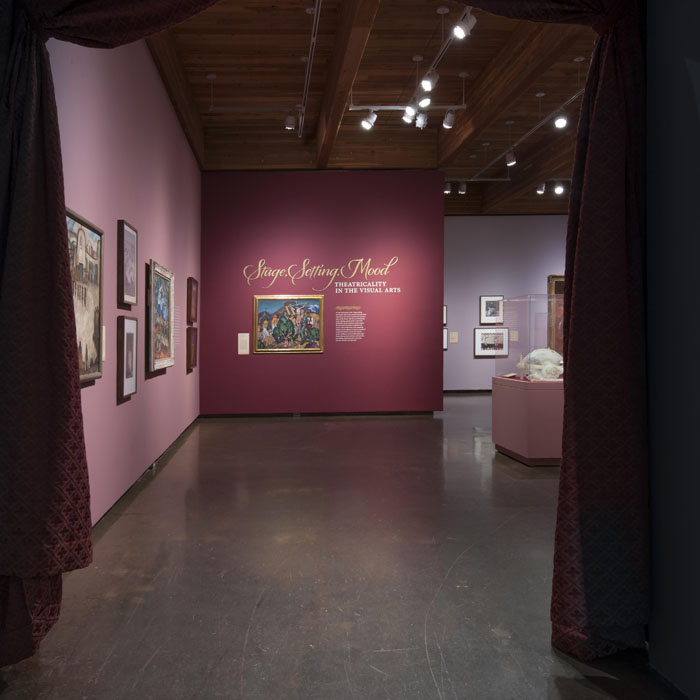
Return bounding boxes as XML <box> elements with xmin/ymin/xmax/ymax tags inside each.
<box><xmin>453</xmin><ymin>12</ymin><xmax>477</xmax><ymax>39</ymax></box>
<box><xmin>554</xmin><ymin>114</ymin><xmax>568</xmax><ymax>129</ymax></box>
<box><xmin>404</xmin><ymin>104</ymin><xmax>417</xmax><ymax>117</ymax></box>
<box><xmin>402</xmin><ymin>109</ymin><xmax>415</xmax><ymax>124</ymax></box>
<box><xmin>415</xmin><ymin>112</ymin><xmax>428</xmax><ymax>129</ymax></box>
<box><xmin>505</xmin><ymin>149</ymin><xmax>517</xmax><ymax>167</ymax></box>
<box><xmin>458</xmin><ymin>182</ymin><xmax>467</xmax><ymax>195</ymax></box>
<box><xmin>418</xmin><ymin>95</ymin><xmax>431</xmax><ymax>109</ymax></box>
<box><xmin>284</xmin><ymin>113</ymin><xmax>296</xmax><ymax>131</ymax></box>
<box><xmin>421</xmin><ymin>70</ymin><xmax>439</xmax><ymax>93</ymax></box>
<box><xmin>360</xmin><ymin>110</ymin><xmax>377</xmax><ymax>130</ymax></box>
<box><xmin>554</xmin><ymin>183</ymin><xmax>565</xmax><ymax>195</ymax></box>
<box><xmin>444</xmin><ymin>182</ymin><xmax>452</xmax><ymax>195</ymax></box>
<box><xmin>536</xmin><ymin>183</ymin><xmax>546</xmax><ymax>195</ymax></box>
<box><xmin>442</xmin><ymin>110</ymin><xmax>456</xmax><ymax>129</ymax></box>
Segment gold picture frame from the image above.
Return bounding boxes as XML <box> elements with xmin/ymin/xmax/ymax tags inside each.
<box><xmin>547</xmin><ymin>274</ymin><xmax>565</xmax><ymax>354</ymax></box>
<box><xmin>253</xmin><ymin>295</ymin><xmax>324</xmax><ymax>354</ymax></box>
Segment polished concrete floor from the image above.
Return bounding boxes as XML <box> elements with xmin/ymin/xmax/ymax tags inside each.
<box><xmin>0</xmin><ymin>395</ymin><xmax>685</xmax><ymax>700</ymax></box>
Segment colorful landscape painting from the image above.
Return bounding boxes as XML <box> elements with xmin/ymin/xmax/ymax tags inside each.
<box><xmin>253</xmin><ymin>295</ymin><xmax>324</xmax><ymax>353</ymax></box>
<box><xmin>153</xmin><ymin>271</ymin><xmax>171</xmax><ymax>359</ymax></box>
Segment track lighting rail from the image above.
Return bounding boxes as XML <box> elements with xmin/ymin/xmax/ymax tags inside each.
<box><xmin>469</xmin><ymin>88</ymin><xmax>584</xmax><ymax>181</ymax></box>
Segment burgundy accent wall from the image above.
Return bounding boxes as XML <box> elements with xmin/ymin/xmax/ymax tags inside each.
<box><xmin>49</xmin><ymin>40</ymin><xmax>201</xmax><ymax>523</ymax></box>
<box><xmin>201</xmin><ymin>171</ymin><xmax>444</xmax><ymax>414</ymax></box>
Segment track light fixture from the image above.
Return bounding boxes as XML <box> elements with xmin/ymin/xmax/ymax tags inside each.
<box><xmin>554</xmin><ymin>183</ymin><xmax>565</xmax><ymax>195</ymax></box>
<box><xmin>442</xmin><ymin>110</ymin><xmax>455</xmax><ymax>129</ymax></box>
<box><xmin>536</xmin><ymin>183</ymin><xmax>546</xmax><ymax>195</ymax></box>
<box><xmin>418</xmin><ymin>95</ymin><xmax>431</xmax><ymax>109</ymax></box>
<box><xmin>360</xmin><ymin>110</ymin><xmax>377</xmax><ymax>130</ymax></box>
<box><xmin>554</xmin><ymin>113</ymin><xmax>568</xmax><ymax>129</ymax></box>
<box><xmin>402</xmin><ymin>109</ymin><xmax>415</xmax><ymax>124</ymax></box>
<box><xmin>458</xmin><ymin>182</ymin><xmax>467</xmax><ymax>195</ymax></box>
<box><xmin>444</xmin><ymin>182</ymin><xmax>452</xmax><ymax>195</ymax></box>
<box><xmin>505</xmin><ymin>149</ymin><xmax>517</xmax><ymax>167</ymax></box>
<box><xmin>284</xmin><ymin>113</ymin><xmax>296</xmax><ymax>131</ymax></box>
<box><xmin>405</xmin><ymin>104</ymin><xmax>417</xmax><ymax>117</ymax></box>
<box><xmin>453</xmin><ymin>11</ymin><xmax>477</xmax><ymax>39</ymax></box>
<box><xmin>421</xmin><ymin>70</ymin><xmax>439</xmax><ymax>93</ymax></box>
<box><xmin>415</xmin><ymin>112</ymin><xmax>428</xmax><ymax>129</ymax></box>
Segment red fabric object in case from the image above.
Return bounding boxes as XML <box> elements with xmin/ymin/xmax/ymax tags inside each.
<box><xmin>470</xmin><ymin>0</ymin><xmax>648</xmax><ymax>661</ymax></box>
<box><xmin>0</xmin><ymin>0</ymin><xmax>217</xmax><ymax>667</ymax></box>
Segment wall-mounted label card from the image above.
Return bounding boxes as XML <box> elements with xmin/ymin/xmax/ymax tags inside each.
<box><xmin>238</xmin><ymin>333</ymin><xmax>250</xmax><ymax>355</ymax></box>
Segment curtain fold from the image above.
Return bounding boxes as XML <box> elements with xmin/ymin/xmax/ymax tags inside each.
<box><xmin>0</xmin><ymin>0</ymin><xmax>217</xmax><ymax>667</ymax></box>
<box><xmin>469</xmin><ymin>0</ymin><xmax>647</xmax><ymax>661</ymax></box>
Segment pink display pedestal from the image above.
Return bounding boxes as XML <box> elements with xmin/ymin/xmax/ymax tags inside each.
<box><xmin>492</xmin><ymin>376</ymin><xmax>564</xmax><ymax>466</ymax></box>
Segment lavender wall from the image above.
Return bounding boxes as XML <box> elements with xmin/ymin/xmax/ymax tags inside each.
<box><xmin>49</xmin><ymin>40</ymin><xmax>201</xmax><ymax>523</ymax></box>
<box><xmin>201</xmin><ymin>170</ymin><xmax>444</xmax><ymax>414</ymax></box>
<box><xmin>444</xmin><ymin>216</ymin><xmax>567</xmax><ymax>390</ymax></box>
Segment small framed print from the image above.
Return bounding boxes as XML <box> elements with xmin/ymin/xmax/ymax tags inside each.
<box><xmin>187</xmin><ymin>277</ymin><xmax>198</xmax><ymax>325</ymax></box>
<box><xmin>67</xmin><ymin>208</ymin><xmax>103</xmax><ymax>384</ymax></box>
<box><xmin>474</xmin><ymin>327</ymin><xmax>509</xmax><ymax>357</ymax></box>
<box><xmin>443</xmin><ymin>305</ymin><xmax>447</xmax><ymax>326</ymax></box>
<box><xmin>479</xmin><ymin>295</ymin><xmax>504</xmax><ymax>324</ymax></box>
<box><xmin>148</xmin><ymin>259</ymin><xmax>175</xmax><ymax>371</ymax></box>
<box><xmin>117</xmin><ymin>220</ymin><xmax>138</xmax><ymax>305</ymax></box>
<box><xmin>443</xmin><ymin>327</ymin><xmax>448</xmax><ymax>351</ymax></box>
<box><xmin>117</xmin><ymin>316</ymin><xmax>137</xmax><ymax>399</ymax></box>
<box><xmin>187</xmin><ymin>326</ymin><xmax>198</xmax><ymax>371</ymax></box>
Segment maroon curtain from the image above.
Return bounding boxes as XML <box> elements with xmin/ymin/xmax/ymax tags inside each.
<box><xmin>469</xmin><ymin>0</ymin><xmax>647</xmax><ymax>660</ymax></box>
<box><xmin>0</xmin><ymin>0</ymin><xmax>217</xmax><ymax>667</ymax></box>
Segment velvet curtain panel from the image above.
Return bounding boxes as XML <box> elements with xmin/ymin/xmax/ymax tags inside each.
<box><xmin>469</xmin><ymin>0</ymin><xmax>648</xmax><ymax>660</ymax></box>
<box><xmin>0</xmin><ymin>0</ymin><xmax>216</xmax><ymax>667</ymax></box>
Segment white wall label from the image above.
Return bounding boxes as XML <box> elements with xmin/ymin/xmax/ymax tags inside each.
<box><xmin>238</xmin><ymin>333</ymin><xmax>250</xmax><ymax>355</ymax></box>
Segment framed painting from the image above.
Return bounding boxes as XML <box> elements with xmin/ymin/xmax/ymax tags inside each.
<box><xmin>67</xmin><ymin>208</ymin><xmax>103</xmax><ymax>384</ymax></box>
<box><xmin>443</xmin><ymin>327</ymin><xmax>448</xmax><ymax>351</ymax></box>
<box><xmin>547</xmin><ymin>274</ymin><xmax>565</xmax><ymax>354</ymax></box>
<box><xmin>479</xmin><ymin>295</ymin><xmax>504</xmax><ymax>324</ymax></box>
<box><xmin>148</xmin><ymin>260</ymin><xmax>175</xmax><ymax>371</ymax></box>
<box><xmin>117</xmin><ymin>316</ymin><xmax>137</xmax><ymax>399</ymax></box>
<box><xmin>187</xmin><ymin>277</ymin><xmax>198</xmax><ymax>325</ymax></box>
<box><xmin>117</xmin><ymin>219</ymin><xmax>138</xmax><ymax>305</ymax></box>
<box><xmin>187</xmin><ymin>326</ymin><xmax>198</xmax><ymax>371</ymax></box>
<box><xmin>474</xmin><ymin>327</ymin><xmax>509</xmax><ymax>357</ymax></box>
<box><xmin>253</xmin><ymin>295</ymin><xmax>324</xmax><ymax>353</ymax></box>
<box><xmin>443</xmin><ymin>305</ymin><xmax>447</xmax><ymax>326</ymax></box>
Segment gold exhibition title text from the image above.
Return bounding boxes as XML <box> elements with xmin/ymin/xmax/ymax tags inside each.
<box><xmin>242</xmin><ymin>257</ymin><xmax>399</xmax><ymax>291</ymax></box>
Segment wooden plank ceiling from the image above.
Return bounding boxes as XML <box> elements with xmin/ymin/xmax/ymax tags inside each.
<box><xmin>148</xmin><ymin>0</ymin><xmax>596</xmax><ymax>215</ymax></box>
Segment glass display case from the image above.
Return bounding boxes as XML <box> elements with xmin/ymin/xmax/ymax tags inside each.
<box><xmin>494</xmin><ymin>294</ymin><xmax>564</xmax><ymax>381</ymax></box>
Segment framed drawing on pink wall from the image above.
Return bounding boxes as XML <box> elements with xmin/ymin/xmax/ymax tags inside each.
<box><xmin>253</xmin><ymin>295</ymin><xmax>324</xmax><ymax>353</ymax></box>
<box><xmin>67</xmin><ymin>208</ymin><xmax>103</xmax><ymax>384</ymax></box>
<box><xmin>474</xmin><ymin>327</ymin><xmax>509</xmax><ymax>357</ymax></box>
<box><xmin>148</xmin><ymin>260</ymin><xmax>175</xmax><ymax>371</ymax></box>
<box><xmin>187</xmin><ymin>277</ymin><xmax>198</xmax><ymax>325</ymax></box>
<box><xmin>117</xmin><ymin>219</ymin><xmax>138</xmax><ymax>305</ymax></box>
<box><xmin>117</xmin><ymin>316</ymin><xmax>137</xmax><ymax>400</ymax></box>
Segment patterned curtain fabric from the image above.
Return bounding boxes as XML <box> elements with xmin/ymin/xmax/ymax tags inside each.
<box><xmin>469</xmin><ymin>0</ymin><xmax>647</xmax><ymax>661</ymax></box>
<box><xmin>0</xmin><ymin>0</ymin><xmax>217</xmax><ymax>667</ymax></box>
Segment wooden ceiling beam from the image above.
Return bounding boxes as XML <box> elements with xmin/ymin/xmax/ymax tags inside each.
<box><xmin>481</xmin><ymin>130</ymin><xmax>576</xmax><ymax>211</ymax></box>
<box><xmin>438</xmin><ymin>22</ymin><xmax>582</xmax><ymax>166</ymax></box>
<box><xmin>147</xmin><ymin>30</ymin><xmax>205</xmax><ymax>169</ymax></box>
<box><xmin>315</xmin><ymin>0</ymin><xmax>380</xmax><ymax>169</ymax></box>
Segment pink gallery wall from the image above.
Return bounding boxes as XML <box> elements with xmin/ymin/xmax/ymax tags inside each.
<box><xmin>201</xmin><ymin>170</ymin><xmax>444</xmax><ymax>414</ymax></box>
<box><xmin>48</xmin><ymin>39</ymin><xmax>201</xmax><ymax>523</ymax></box>
<box><xmin>444</xmin><ymin>215</ymin><xmax>567</xmax><ymax>390</ymax></box>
